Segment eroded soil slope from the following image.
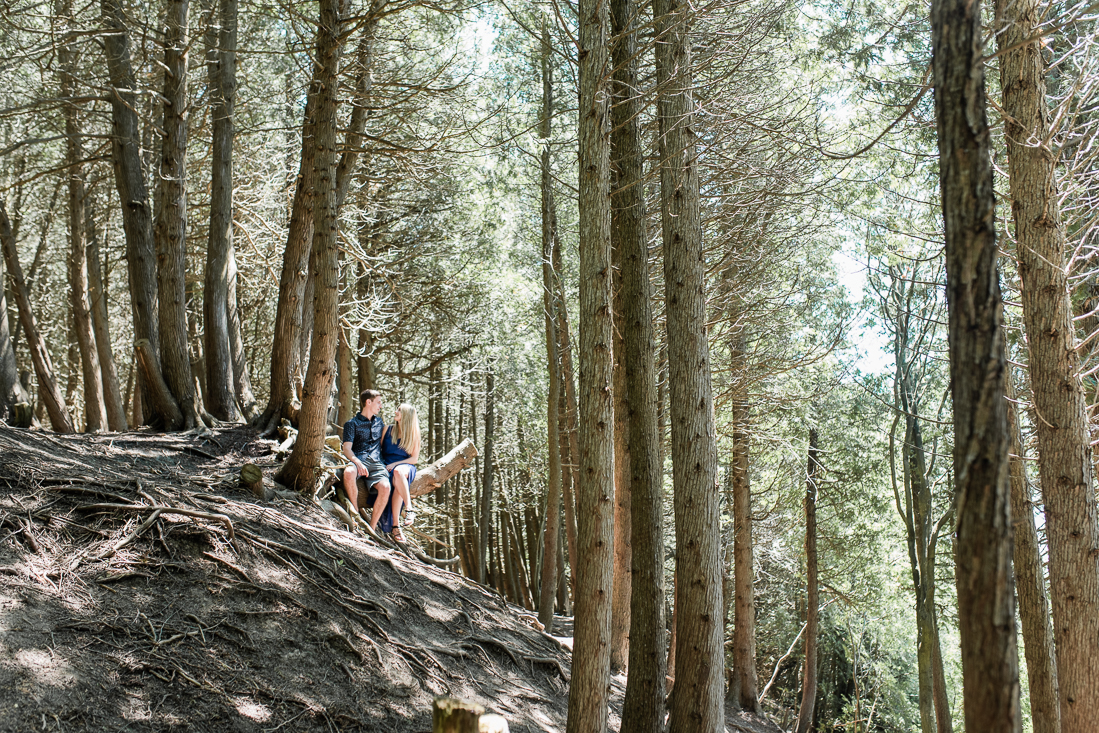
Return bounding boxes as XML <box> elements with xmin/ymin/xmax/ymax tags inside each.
<box><xmin>0</xmin><ymin>426</ymin><xmax>570</xmax><ymax>732</ymax></box>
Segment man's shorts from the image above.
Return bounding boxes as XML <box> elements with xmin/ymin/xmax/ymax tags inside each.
<box><xmin>357</xmin><ymin>457</ymin><xmax>390</xmax><ymax>491</ymax></box>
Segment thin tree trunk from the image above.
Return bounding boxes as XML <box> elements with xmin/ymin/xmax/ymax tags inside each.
<box><xmin>537</xmin><ymin>17</ymin><xmax>562</xmax><ymax>633</ymax></box>
<box><xmin>479</xmin><ymin>369</ymin><xmax>495</xmax><ymax>582</ymax></box>
<box><xmin>203</xmin><ymin>0</ymin><xmax>240</xmax><ymax>422</ymax></box>
<box><xmin>156</xmin><ymin>0</ymin><xmax>203</xmax><ymax>429</ymax></box>
<box><xmin>795</xmin><ymin>429</ymin><xmax>820</xmax><ymax>733</ymax></box>
<box><xmin>613</xmin><ymin>0</ymin><xmax>667</xmax><ymax>714</ymax></box>
<box><xmin>57</xmin><ymin>2</ymin><xmax>107</xmax><ymax>432</ymax></box>
<box><xmin>85</xmin><ymin>201</ymin><xmax>127</xmax><ymax>430</ymax></box>
<box><xmin>729</xmin><ymin>332</ymin><xmax>758</xmax><ymax>712</ymax></box>
<box><xmin>100</xmin><ymin>0</ymin><xmax>179</xmax><ymax>428</ymax></box>
<box><xmin>0</xmin><ymin>203</ymin><xmax>74</xmax><ymax>433</ymax></box>
<box><xmin>931</xmin><ymin>0</ymin><xmax>1021</xmax><ymax>726</ymax></box>
<box><xmin>996</xmin><ymin>0</ymin><xmax>1099</xmax><ymax>722</ymax></box>
<box><xmin>654</xmin><ymin>0</ymin><xmax>724</xmax><ymax>727</ymax></box>
<box><xmin>275</xmin><ymin>0</ymin><xmax>342</xmax><ymax>492</ymax></box>
<box><xmin>1007</xmin><ymin>369</ymin><xmax>1061</xmax><ymax>733</ymax></box>
<box><xmin>226</xmin><ymin>242</ymin><xmax>256</xmax><ymax>419</ymax></box>
<box><xmin>566</xmin><ymin>0</ymin><xmax>615</xmax><ymax>724</ymax></box>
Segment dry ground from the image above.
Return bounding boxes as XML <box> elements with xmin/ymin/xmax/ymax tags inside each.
<box><xmin>0</xmin><ymin>424</ymin><xmax>785</xmax><ymax>733</ymax></box>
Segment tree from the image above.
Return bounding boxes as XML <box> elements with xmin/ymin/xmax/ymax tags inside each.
<box><xmin>203</xmin><ymin>0</ymin><xmax>242</xmax><ymax>422</ymax></box>
<box><xmin>996</xmin><ymin>0</ymin><xmax>1099</xmax><ymax>723</ymax></box>
<box><xmin>565</xmin><ymin>0</ymin><xmax>615</xmax><ymax>722</ymax></box>
<box><xmin>1006</xmin><ymin>367</ymin><xmax>1061</xmax><ymax>733</ymax></box>
<box><xmin>537</xmin><ymin>16</ymin><xmax>563</xmax><ymax>633</ymax></box>
<box><xmin>654</xmin><ymin>0</ymin><xmax>725</xmax><ymax>727</ymax></box>
<box><xmin>100</xmin><ymin>0</ymin><xmax>181</xmax><ymax>429</ymax></box>
<box><xmin>276</xmin><ymin>0</ymin><xmax>342</xmax><ymax>492</ymax></box>
<box><xmin>795</xmin><ymin>428</ymin><xmax>821</xmax><ymax>733</ymax></box>
<box><xmin>57</xmin><ymin>0</ymin><xmax>107</xmax><ymax>432</ymax></box>
<box><xmin>931</xmin><ymin>0</ymin><xmax>1020</xmax><ymax>726</ymax></box>
<box><xmin>155</xmin><ymin>0</ymin><xmax>205</xmax><ymax>429</ymax></box>
<box><xmin>611</xmin><ymin>0</ymin><xmax>668</xmax><ymax>722</ymax></box>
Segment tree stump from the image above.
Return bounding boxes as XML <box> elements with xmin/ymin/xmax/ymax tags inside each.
<box><xmin>240</xmin><ymin>463</ymin><xmax>265</xmax><ymax>499</ymax></box>
<box><xmin>433</xmin><ymin>697</ymin><xmax>483</xmax><ymax>733</ymax></box>
<box><xmin>11</xmin><ymin>402</ymin><xmax>32</xmax><ymax>428</ymax></box>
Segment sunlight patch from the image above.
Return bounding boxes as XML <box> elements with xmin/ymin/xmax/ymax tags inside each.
<box><xmin>14</xmin><ymin>648</ymin><xmax>78</xmax><ymax>688</ymax></box>
<box><xmin>233</xmin><ymin>697</ymin><xmax>272</xmax><ymax>722</ymax></box>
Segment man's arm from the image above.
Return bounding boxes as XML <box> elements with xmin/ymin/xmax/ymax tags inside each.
<box><xmin>343</xmin><ymin>441</ymin><xmax>366</xmax><ymax>475</ymax></box>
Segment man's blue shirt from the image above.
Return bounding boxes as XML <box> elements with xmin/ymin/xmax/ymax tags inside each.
<box><xmin>342</xmin><ymin>412</ymin><xmax>383</xmax><ymax>462</ymax></box>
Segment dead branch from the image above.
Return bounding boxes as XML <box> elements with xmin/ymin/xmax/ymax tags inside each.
<box><xmin>76</xmin><ymin>502</ymin><xmax>235</xmax><ymax>541</ymax></box>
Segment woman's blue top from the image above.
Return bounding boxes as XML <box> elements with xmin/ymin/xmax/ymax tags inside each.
<box><xmin>381</xmin><ymin>426</ymin><xmax>412</xmax><ymax>465</ymax></box>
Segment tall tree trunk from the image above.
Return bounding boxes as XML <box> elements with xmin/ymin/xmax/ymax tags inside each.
<box><xmin>565</xmin><ymin>0</ymin><xmax>615</xmax><ymax>725</ymax></box>
<box><xmin>554</xmin><ymin>237</ymin><xmax>581</xmax><ymax>574</ymax></box>
<box><xmin>609</xmin><ymin>3</ymin><xmax>635</xmax><ymax>666</ymax></box>
<box><xmin>203</xmin><ymin>0</ymin><xmax>240</xmax><ymax>422</ymax></box>
<box><xmin>155</xmin><ymin>0</ymin><xmax>204</xmax><ymax>429</ymax></box>
<box><xmin>931</xmin><ymin>0</ymin><xmax>1020</xmax><ymax>727</ymax></box>
<box><xmin>1006</xmin><ymin>369</ymin><xmax>1062</xmax><ymax>733</ymax></box>
<box><xmin>729</xmin><ymin>332</ymin><xmax>758</xmax><ymax>711</ymax></box>
<box><xmin>57</xmin><ymin>1</ymin><xmax>107</xmax><ymax>432</ymax></box>
<box><xmin>537</xmin><ymin>18</ymin><xmax>562</xmax><ymax>633</ymax></box>
<box><xmin>261</xmin><ymin>85</ymin><xmax>317</xmax><ymax>430</ymax></box>
<box><xmin>795</xmin><ymin>429</ymin><xmax>821</xmax><ymax>733</ymax></box>
<box><xmin>0</xmin><ymin>203</ymin><xmax>75</xmax><ymax>433</ymax></box>
<box><xmin>997</xmin><ymin>0</ymin><xmax>1099</xmax><ymax>723</ymax></box>
<box><xmin>85</xmin><ymin>201</ymin><xmax>127</xmax><ymax>430</ymax></box>
<box><xmin>654</xmin><ymin>0</ymin><xmax>724</xmax><ymax>727</ymax></box>
<box><xmin>100</xmin><ymin>0</ymin><xmax>180</xmax><ymax>429</ymax></box>
<box><xmin>275</xmin><ymin>0</ymin><xmax>342</xmax><ymax>492</ymax></box>
<box><xmin>613</xmin><ymin>0</ymin><xmax>667</xmax><ymax>717</ymax></box>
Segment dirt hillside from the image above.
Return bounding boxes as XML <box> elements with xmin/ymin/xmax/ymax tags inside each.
<box><xmin>0</xmin><ymin>425</ymin><xmax>573</xmax><ymax>732</ymax></box>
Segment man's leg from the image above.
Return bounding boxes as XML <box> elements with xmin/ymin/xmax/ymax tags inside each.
<box><xmin>342</xmin><ymin>465</ymin><xmax>360</xmax><ymax>511</ymax></box>
<box><xmin>369</xmin><ymin>479</ymin><xmax>391</xmax><ymax>531</ymax></box>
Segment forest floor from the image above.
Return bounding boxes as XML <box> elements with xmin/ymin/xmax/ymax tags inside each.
<box><xmin>0</xmin><ymin>424</ymin><xmax>784</xmax><ymax>733</ymax></box>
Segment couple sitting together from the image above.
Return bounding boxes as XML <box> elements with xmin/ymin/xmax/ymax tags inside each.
<box><xmin>340</xmin><ymin>389</ymin><xmax>420</xmax><ymax>543</ymax></box>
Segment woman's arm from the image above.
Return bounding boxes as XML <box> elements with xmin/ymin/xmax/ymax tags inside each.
<box><xmin>385</xmin><ymin>449</ymin><xmax>419</xmax><ymax>472</ymax></box>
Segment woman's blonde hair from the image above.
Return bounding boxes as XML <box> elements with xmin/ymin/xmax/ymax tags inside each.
<box><xmin>395</xmin><ymin>403</ymin><xmax>421</xmax><ymax>457</ymax></box>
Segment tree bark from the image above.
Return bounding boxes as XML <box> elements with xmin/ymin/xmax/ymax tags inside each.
<box><xmin>795</xmin><ymin>429</ymin><xmax>820</xmax><ymax>733</ymax></box>
<box><xmin>537</xmin><ymin>17</ymin><xmax>562</xmax><ymax>633</ymax></box>
<box><xmin>996</xmin><ymin>0</ymin><xmax>1099</xmax><ymax>723</ymax></box>
<box><xmin>1006</xmin><ymin>370</ymin><xmax>1061</xmax><ymax>733</ymax></box>
<box><xmin>0</xmin><ymin>203</ymin><xmax>75</xmax><ymax>433</ymax></box>
<box><xmin>565</xmin><ymin>0</ymin><xmax>615</xmax><ymax>725</ymax></box>
<box><xmin>609</xmin><ymin>12</ymin><xmax>635</xmax><ymax>666</ymax></box>
<box><xmin>101</xmin><ymin>0</ymin><xmax>179</xmax><ymax>428</ymax></box>
<box><xmin>931</xmin><ymin>0</ymin><xmax>1021</xmax><ymax>727</ymax></box>
<box><xmin>613</xmin><ymin>0</ymin><xmax>667</xmax><ymax>718</ymax></box>
<box><xmin>57</xmin><ymin>1</ymin><xmax>108</xmax><ymax>433</ymax></box>
<box><xmin>654</xmin><ymin>0</ymin><xmax>725</xmax><ymax>728</ymax></box>
<box><xmin>203</xmin><ymin>0</ymin><xmax>240</xmax><ymax>422</ymax></box>
<box><xmin>155</xmin><ymin>0</ymin><xmax>204</xmax><ymax>429</ymax></box>
<box><xmin>275</xmin><ymin>0</ymin><xmax>342</xmax><ymax>492</ymax></box>
<box><xmin>85</xmin><ymin>202</ymin><xmax>127</xmax><ymax>430</ymax></box>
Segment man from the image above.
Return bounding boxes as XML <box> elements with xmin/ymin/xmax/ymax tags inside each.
<box><xmin>341</xmin><ymin>389</ymin><xmax>392</xmax><ymax>532</ymax></box>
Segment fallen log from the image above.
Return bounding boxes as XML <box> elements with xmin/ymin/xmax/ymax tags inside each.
<box><xmin>411</xmin><ymin>438</ymin><xmax>478</xmax><ymax>498</ymax></box>
<box><xmin>240</xmin><ymin>463</ymin><xmax>264</xmax><ymax>499</ymax></box>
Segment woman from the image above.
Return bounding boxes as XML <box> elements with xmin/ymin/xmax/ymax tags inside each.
<box><xmin>381</xmin><ymin>402</ymin><xmax>421</xmax><ymax>543</ymax></box>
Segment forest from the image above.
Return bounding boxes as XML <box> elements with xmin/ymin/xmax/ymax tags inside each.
<box><xmin>0</xmin><ymin>0</ymin><xmax>1096</xmax><ymax>727</ymax></box>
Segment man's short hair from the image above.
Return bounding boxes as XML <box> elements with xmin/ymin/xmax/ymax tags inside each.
<box><xmin>359</xmin><ymin>389</ymin><xmax>382</xmax><ymax>408</ymax></box>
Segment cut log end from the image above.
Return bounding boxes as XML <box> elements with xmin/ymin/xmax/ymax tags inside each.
<box><xmin>240</xmin><ymin>463</ymin><xmax>265</xmax><ymax>499</ymax></box>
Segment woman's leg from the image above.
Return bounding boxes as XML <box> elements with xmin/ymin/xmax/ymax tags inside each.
<box><xmin>391</xmin><ymin>465</ymin><xmax>411</xmax><ymax>523</ymax></box>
